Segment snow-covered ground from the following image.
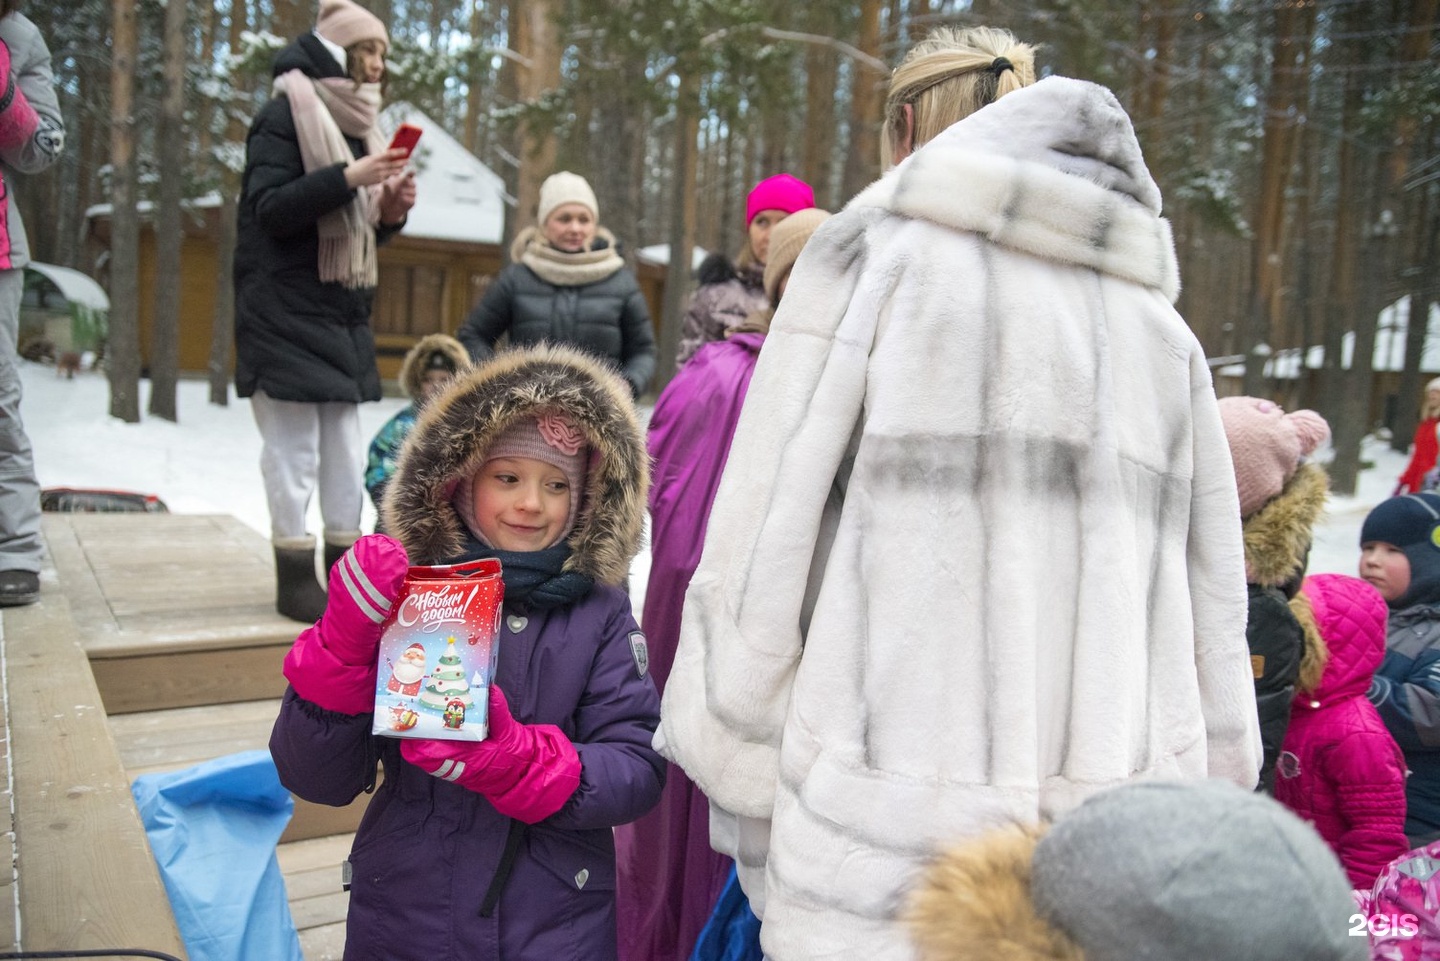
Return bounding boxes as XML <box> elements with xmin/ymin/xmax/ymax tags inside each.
<box><xmin>22</xmin><ymin>360</ymin><xmax>653</xmax><ymax>610</ymax></box>
<box><xmin>21</xmin><ymin>359</ymin><xmax>1403</xmax><ymax>591</ymax></box>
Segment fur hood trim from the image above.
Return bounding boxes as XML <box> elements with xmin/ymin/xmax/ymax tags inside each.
<box><xmin>907</xmin><ymin>825</ymin><xmax>1084</xmax><ymax>961</ymax></box>
<box><xmin>696</xmin><ymin>251</ymin><xmax>737</xmax><ymax>286</ymax></box>
<box><xmin>397</xmin><ymin>333</ymin><xmax>469</xmax><ymax>401</ymax></box>
<box><xmin>1243</xmin><ymin>463</ymin><xmax>1328</xmax><ymax>588</ymax></box>
<box><xmin>1288</xmin><ymin>590</ymin><xmax>1330</xmax><ymax>696</ymax></box>
<box><xmin>381</xmin><ymin>343</ymin><xmax>648</xmax><ymax>583</ymax></box>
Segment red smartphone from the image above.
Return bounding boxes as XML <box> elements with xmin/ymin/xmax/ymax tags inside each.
<box><xmin>388</xmin><ymin>123</ymin><xmax>423</xmax><ymax>159</ymax></box>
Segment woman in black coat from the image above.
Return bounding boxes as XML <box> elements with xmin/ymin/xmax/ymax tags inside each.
<box><xmin>457</xmin><ymin>171</ymin><xmax>656</xmax><ymax>399</ymax></box>
<box><xmin>233</xmin><ymin>0</ymin><xmax>415</xmax><ymax>622</ymax></box>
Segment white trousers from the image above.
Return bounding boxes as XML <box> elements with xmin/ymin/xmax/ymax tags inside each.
<box><xmin>250</xmin><ymin>391</ymin><xmax>364</xmax><ymax>542</ymax></box>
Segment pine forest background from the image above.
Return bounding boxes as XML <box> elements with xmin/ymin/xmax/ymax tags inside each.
<box><xmin>26</xmin><ymin>0</ymin><xmax>1440</xmax><ymax>494</ymax></box>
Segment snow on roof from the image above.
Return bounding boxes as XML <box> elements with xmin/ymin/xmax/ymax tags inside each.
<box><xmin>379</xmin><ymin>103</ymin><xmax>506</xmax><ymax>245</ymax></box>
<box><xmin>636</xmin><ymin>243</ymin><xmax>710</xmax><ymax>270</ymax></box>
<box><xmin>26</xmin><ymin>262</ymin><xmax>109</xmax><ymax>311</ymax></box>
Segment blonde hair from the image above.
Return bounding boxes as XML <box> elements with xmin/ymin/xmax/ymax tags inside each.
<box><xmin>1424</xmin><ymin>379</ymin><xmax>1440</xmax><ymax>420</ymax></box>
<box><xmin>882</xmin><ymin>26</ymin><xmax>1038</xmax><ymax>165</ymax></box>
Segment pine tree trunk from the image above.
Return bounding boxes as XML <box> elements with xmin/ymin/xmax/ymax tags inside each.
<box><xmin>841</xmin><ymin>0</ymin><xmax>883</xmax><ymax>201</ymax></box>
<box><xmin>149</xmin><ymin>0</ymin><xmax>186</xmax><ymax>422</ymax></box>
<box><xmin>462</xmin><ymin>0</ymin><xmax>485</xmax><ymax>154</ymax></box>
<box><xmin>512</xmin><ymin>0</ymin><xmax>561</xmax><ymax>228</ymax></box>
<box><xmin>107</xmin><ymin>0</ymin><xmax>141</xmax><ymax>423</ymax></box>
<box><xmin>802</xmin><ymin>39</ymin><xmax>836</xmax><ymax>208</ymax></box>
<box><xmin>272</xmin><ymin>0</ymin><xmax>309</xmax><ymax>41</ymax></box>
<box><xmin>208</xmin><ymin>0</ymin><xmax>249</xmax><ymax>407</ymax></box>
<box><xmin>1384</xmin><ymin>0</ymin><xmax>1437</xmax><ymax>450</ymax></box>
<box><xmin>1240</xmin><ymin>2</ymin><xmax>1315</xmax><ymax>397</ymax></box>
<box><xmin>655</xmin><ymin>68</ymin><xmax>699</xmax><ymax>397</ymax></box>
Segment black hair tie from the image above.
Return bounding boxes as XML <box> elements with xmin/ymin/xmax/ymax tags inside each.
<box><xmin>990</xmin><ymin>57</ymin><xmax>1014</xmax><ymax>77</ymax></box>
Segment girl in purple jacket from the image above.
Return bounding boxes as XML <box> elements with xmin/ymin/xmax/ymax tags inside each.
<box><xmin>1273</xmin><ymin>573</ymin><xmax>1409</xmax><ymax>889</ymax></box>
<box><xmin>270</xmin><ymin>343</ymin><xmax>664</xmax><ymax>961</ymax></box>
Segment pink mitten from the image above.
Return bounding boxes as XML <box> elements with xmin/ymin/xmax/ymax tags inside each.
<box><xmin>0</xmin><ymin>39</ymin><xmax>39</xmax><ymax>154</ymax></box>
<box><xmin>401</xmin><ymin>685</ymin><xmax>581</xmax><ymax>823</ymax></box>
<box><xmin>283</xmin><ymin>534</ymin><xmax>409</xmax><ymax>714</ymax></box>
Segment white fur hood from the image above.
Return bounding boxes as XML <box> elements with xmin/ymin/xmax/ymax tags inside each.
<box><xmin>851</xmin><ymin>76</ymin><xmax>1181</xmax><ymax>302</ymax></box>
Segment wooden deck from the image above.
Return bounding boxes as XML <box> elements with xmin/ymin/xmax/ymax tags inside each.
<box><xmin>1</xmin><ymin>512</ymin><xmax>370</xmax><ymax>959</ymax></box>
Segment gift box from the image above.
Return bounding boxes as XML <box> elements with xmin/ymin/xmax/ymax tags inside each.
<box><xmin>371</xmin><ymin>557</ymin><xmax>503</xmax><ymax>742</ymax></box>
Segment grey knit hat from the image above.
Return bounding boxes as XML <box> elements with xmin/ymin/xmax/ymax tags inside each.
<box><xmin>1030</xmin><ymin>780</ymin><xmax>1365</xmax><ymax>961</ymax></box>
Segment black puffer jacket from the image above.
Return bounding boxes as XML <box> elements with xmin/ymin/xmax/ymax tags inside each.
<box><xmin>457</xmin><ymin>228</ymin><xmax>656</xmax><ymax>399</ymax></box>
<box><xmin>233</xmin><ymin>33</ymin><xmax>399</xmax><ymax>404</ymax></box>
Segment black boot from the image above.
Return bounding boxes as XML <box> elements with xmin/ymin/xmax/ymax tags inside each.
<box><xmin>274</xmin><ymin>537</ymin><xmax>327</xmax><ymax>623</ymax></box>
<box><xmin>323</xmin><ymin>531</ymin><xmax>361</xmax><ymax>579</ymax></box>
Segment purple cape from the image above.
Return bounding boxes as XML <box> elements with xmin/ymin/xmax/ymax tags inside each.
<box><xmin>615</xmin><ymin>332</ymin><xmax>764</xmax><ymax>961</ymax></box>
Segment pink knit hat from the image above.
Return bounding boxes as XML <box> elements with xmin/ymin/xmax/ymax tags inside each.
<box><xmin>453</xmin><ymin>413</ymin><xmax>589</xmax><ymax>549</ymax></box>
<box><xmin>746</xmin><ymin>174</ymin><xmax>815</xmax><ymax>227</ymax></box>
<box><xmin>316</xmin><ymin>0</ymin><xmax>389</xmax><ymax>52</ymax></box>
<box><xmin>1218</xmin><ymin>397</ymin><xmax>1330</xmax><ymax>519</ymax></box>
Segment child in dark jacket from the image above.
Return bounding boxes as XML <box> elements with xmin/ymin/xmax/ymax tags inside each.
<box><xmin>1218</xmin><ymin>396</ymin><xmax>1331</xmax><ymax>792</ymax></box>
<box><xmin>1273</xmin><ymin>573</ymin><xmax>1408</xmax><ymax>889</ymax></box>
<box><xmin>1361</xmin><ymin>492</ymin><xmax>1440</xmax><ymax>847</ymax></box>
<box><xmin>363</xmin><ymin>333</ymin><xmax>468</xmax><ymax>530</ymax></box>
<box><xmin>270</xmin><ymin>344</ymin><xmax>665</xmax><ymax>961</ymax></box>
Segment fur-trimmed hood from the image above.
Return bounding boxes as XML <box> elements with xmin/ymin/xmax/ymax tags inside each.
<box><xmin>907</xmin><ymin>826</ymin><xmax>1082</xmax><ymax>961</ymax></box>
<box><xmin>1243</xmin><ymin>462</ymin><xmax>1328</xmax><ymax>588</ymax></box>
<box><xmin>381</xmin><ymin>344</ymin><xmax>648</xmax><ymax>584</ymax></box>
<box><xmin>397</xmin><ymin>333</ymin><xmax>469</xmax><ymax>401</ymax></box>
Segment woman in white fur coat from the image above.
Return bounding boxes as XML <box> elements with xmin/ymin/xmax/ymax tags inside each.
<box><xmin>656</xmin><ymin>26</ymin><xmax>1262</xmax><ymax>961</ymax></box>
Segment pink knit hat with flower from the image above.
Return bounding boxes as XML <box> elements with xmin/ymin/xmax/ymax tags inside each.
<box><xmin>453</xmin><ymin>412</ymin><xmax>590</xmax><ymax>548</ymax></box>
<box><xmin>746</xmin><ymin>174</ymin><xmax>815</xmax><ymax>227</ymax></box>
<box><xmin>1218</xmin><ymin>397</ymin><xmax>1331</xmax><ymax>519</ymax></box>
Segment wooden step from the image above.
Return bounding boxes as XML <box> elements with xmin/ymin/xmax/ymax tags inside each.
<box><xmin>40</xmin><ymin>511</ymin><xmax>374</xmax><ymax>959</ymax></box>
<box><xmin>109</xmin><ymin>699</ymin><xmax>378</xmax><ymax>843</ymax></box>
<box><xmin>1</xmin><ymin>591</ymin><xmax>185</xmax><ymax>955</ymax></box>
<box><xmin>44</xmin><ymin>512</ymin><xmax>303</xmax><ymax>713</ymax></box>
<box><xmin>278</xmin><ymin>833</ymin><xmax>353</xmax><ymax>961</ymax></box>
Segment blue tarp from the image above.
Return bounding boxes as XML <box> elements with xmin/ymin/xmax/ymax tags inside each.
<box><xmin>132</xmin><ymin>749</ymin><xmax>304</xmax><ymax>961</ymax></box>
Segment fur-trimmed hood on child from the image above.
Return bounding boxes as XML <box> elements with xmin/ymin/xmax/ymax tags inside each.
<box><xmin>381</xmin><ymin>343</ymin><xmax>648</xmax><ymax>583</ymax></box>
<box><xmin>396</xmin><ymin>332</ymin><xmax>469</xmax><ymax>401</ymax></box>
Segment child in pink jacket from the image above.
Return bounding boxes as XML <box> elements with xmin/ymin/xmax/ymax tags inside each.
<box><xmin>1274</xmin><ymin>573</ymin><xmax>1409</xmax><ymax>889</ymax></box>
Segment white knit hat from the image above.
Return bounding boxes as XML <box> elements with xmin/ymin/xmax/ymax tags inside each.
<box><xmin>537</xmin><ymin>171</ymin><xmax>598</xmax><ymax>226</ymax></box>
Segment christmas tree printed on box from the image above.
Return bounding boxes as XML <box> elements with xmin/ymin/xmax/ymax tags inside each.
<box><xmin>371</xmin><ymin>557</ymin><xmax>503</xmax><ymax>742</ymax></box>
<box><xmin>419</xmin><ymin>636</ymin><xmax>475</xmax><ymax>717</ymax></box>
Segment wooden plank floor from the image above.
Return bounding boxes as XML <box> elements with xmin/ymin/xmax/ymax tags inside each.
<box><xmin>42</xmin><ymin>513</ymin><xmax>357</xmax><ymax>960</ymax></box>
<box><xmin>110</xmin><ymin>697</ymin><xmax>356</xmax><ymax>959</ymax></box>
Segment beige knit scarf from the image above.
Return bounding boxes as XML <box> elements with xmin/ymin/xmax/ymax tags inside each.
<box><xmin>273</xmin><ymin>70</ymin><xmax>385</xmax><ymax>289</ymax></box>
<box><xmin>512</xmin><ymin>226</ymin><xmax>625</xmax><ymax>287</ymax></box>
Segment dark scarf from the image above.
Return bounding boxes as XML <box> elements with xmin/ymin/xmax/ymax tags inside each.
<box><xmin>455</xmin><ymin>532</ymin><xmax>594</xmax><ymax>612</ymax></box>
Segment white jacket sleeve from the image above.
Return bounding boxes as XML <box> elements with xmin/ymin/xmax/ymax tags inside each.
<box><xmin>1185</xmin><ymin>346</ymin><xmax>1264</xmax><ymax>787</ymax></box>
<box><xmin>657</xmin><ymin>214</ymin><xmax>877</xmax><ymax>819</ymax></box>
